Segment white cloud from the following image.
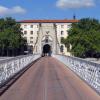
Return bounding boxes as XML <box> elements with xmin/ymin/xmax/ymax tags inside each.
<box><xmin>0</xmin><ymin>6</ymin><xmax>26</xmax><ymax>16</ymax></box>
<box><xmin>56</xmin><ymin>0</ymin><xmax>95</xmax><ymax>9</ymax></box>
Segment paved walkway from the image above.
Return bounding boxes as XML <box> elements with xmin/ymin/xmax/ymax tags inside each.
<box><xmin>0</xmin><ymin>57</ymin><xmax>100</xmax><ymax>100</ymax></box>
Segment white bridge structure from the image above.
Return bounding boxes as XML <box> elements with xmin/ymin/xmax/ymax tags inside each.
<box><xmin>54</xmin><ymin>55</ymin><xmax>100</xmax><ymax>94</ymax></box>
<box><xmin>0</xmin><ymin>54</ymin><xmax>100</xmax><ymax>94</ymax></box>
<box><xmin>0</xmin><ymin>19</ymin><xmax>100</xmax><ymax>95</ymax></box>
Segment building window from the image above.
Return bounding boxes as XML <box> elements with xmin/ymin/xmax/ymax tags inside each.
<box><xmin>24</xmin><ymin>31</ymin><xmax>27</xmax><ymax>34</ymax></box>
<box><xmin>24</xmin><ymin>25</ymin><xmax>27</xmax><ymax>28</ymax></box>
<box><xmin>30</xmin><ymin>31</ymin><xmax>33</xmax><ymax>35</ymax></box>
<box><xmin>61</xmin><ymin>25</ymin><xmax>64</xmax><ymax>28</ymax></box>
<box><xmin>67</xmin><ymin>24</ymin><xmax>71</xmax><ymax>28</ymax></box>
<box><xmin>61</xmin><ymin>37</ymin><xmax>64</xmax><ymax>43</ymax></box>
<box><xmin>23</xmin><ymin>37</ymin><xmax>27</xmax><ymax>42</ymax></box>
<box><xmin>61</xmin><ymin>31</ymin><xmax>64</xmax><ymax>35</ymax></box>
<box><xmin>30</xmin><ymin>25</ymin><xmax>33</xmax><ymax>28</ymax></box>
<box><xmin>37</xmin><ymin>25</ymin><xmax>39</xmax><ymax>28</ymax></box>
<box><xmin>30</xmin><ymin>41</ymin><xmax>33</xmax><ymax>43</ymax></box>
<box><xmin>24</xmin><ymin>37</ymin><xmax>27</xmax><ymax>39</ymax></box>
<box><xmin>60</xmin><ymin>45</ymin><xmax>64</xmax><ymax>52</ymax></box>
<box><xmin>30</xmin><ymin>37</ymin><xmax>33</xmax><ymax>39</ymax></box>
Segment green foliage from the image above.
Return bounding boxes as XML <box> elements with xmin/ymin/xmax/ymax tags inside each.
<box><xmin>62</xmin><ymin>18</ymin><xmax>100</xmax><ymax>58</ymax></box>
<box><xmin>0</xmin><ymin>17</ymin><xmax>26</xmax><ymax>56</ymax></box>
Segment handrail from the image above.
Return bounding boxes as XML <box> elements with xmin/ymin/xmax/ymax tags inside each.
<box><xmin>54</xmin><ymin>55</ymin><xmax>100</xmax><ymax>94</ymax></box>
<box><xmin>0</xmin><ymin>54</ymin><xmax>40</xmax><ymax>85</ymax></box>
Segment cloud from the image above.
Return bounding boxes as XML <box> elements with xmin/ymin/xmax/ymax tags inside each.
<box><xmin>0</xmin><ymin>6</ymin><xmax>26</xmax><ymax>16</ymax></box>
<box><xmin>56</xmin><ymin>0</ymin><xmax>95</xmax><ymax>9</ymax></box>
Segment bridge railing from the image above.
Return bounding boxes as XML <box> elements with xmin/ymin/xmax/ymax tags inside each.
<box><xmin>54</xmin><ymin>55</ymin><xmax>100</xmax><ymax>94</ymax></box>
<box><xmin>0</xmin><ymin>54</ymin><xmax>40</xmax><ymax>85</ymax></box>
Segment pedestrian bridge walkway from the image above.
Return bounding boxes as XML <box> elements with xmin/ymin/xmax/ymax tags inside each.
<box><xmin>0</xmin><ymin>56</ymin><xmax>100</xmax><ymax>100</ymax></box>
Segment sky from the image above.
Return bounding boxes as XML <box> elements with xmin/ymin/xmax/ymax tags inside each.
<box><xmin>0</xmin><ymin>0</ymin><xmax>100</xmax><ymax>21</ymax></box>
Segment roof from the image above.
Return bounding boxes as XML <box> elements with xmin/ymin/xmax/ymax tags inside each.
<box><xmin>18</xmin><ymin>19</ymin><xmax>79</xmax><ymax>23</ymax></box>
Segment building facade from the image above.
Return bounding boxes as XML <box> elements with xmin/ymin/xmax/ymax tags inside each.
<box><xmin>19</xmin><ymin>19</ymin><xmax>78</xmax><ymax>55</ymax></box>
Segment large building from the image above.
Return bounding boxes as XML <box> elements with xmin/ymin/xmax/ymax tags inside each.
<box><xmin>19</xmin><ymin>19</ymin><xmax>78</xmax><ymax>55</ymax></box>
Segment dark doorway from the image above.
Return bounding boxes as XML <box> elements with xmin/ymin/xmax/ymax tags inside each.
<box><xmin>42</xmin><ymin>44</ymin><xmax>51</xmax><ymax>56</ymax></box>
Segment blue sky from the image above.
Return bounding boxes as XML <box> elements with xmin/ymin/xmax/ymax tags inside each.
<box><xmin>0</xmin><ymin>0</ymin><xmax>100</xmax><ymax>21</ymax></box>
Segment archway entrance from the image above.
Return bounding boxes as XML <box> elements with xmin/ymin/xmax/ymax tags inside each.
<box><xmin>42</xmin><ymin>44</ymin><xmax>51</xmax><ymax>56</ymax></box>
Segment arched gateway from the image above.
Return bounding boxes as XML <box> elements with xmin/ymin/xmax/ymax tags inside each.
<box><xmin>33</xmin><ymin>23</ymin><xmax>60</xmax><ymax>55</ymax></box>
<box><xmin>42</xmin><ymin>44</ymin><xmax>51</xmax><ymax>56</ymax></box>
<box><xmin>41</xmin><ymin>35</ymin><xmax>53</xmax><ymax>56</ymax></box>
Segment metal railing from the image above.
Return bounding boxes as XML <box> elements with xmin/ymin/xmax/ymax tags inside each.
<box><xmin>54</xmin><ymin>55</ymin><xmax>100</xmax><ymax>94</ymax></box>
<box><xmin>0</xmin><ymin>54</ymin><xmax>40</xmax><ymax>85</ymax></box>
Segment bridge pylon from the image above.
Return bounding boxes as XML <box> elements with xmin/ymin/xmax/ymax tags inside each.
<box><xmin>33</xmin><ymin>23</ymin><xmax>60</xmax><ymax>55</ymax></box>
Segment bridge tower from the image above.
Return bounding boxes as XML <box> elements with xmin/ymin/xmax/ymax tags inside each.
<box><xmin>33</xmin><ymin>23</ymin><xmax>60</xmax><ymax>55</ymax></box>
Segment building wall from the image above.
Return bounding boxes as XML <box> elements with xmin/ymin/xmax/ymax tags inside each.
<box><xmin>56</xmin><ymin>23</ymin><xmax>71</xmax><ymax>55</ymax></box>
<box><xmin>20</xmin><ymin>22</ymin><xmax>72</xmax><ymax>55</ymax></box>
<box><xmin>21</xmin><ymin>23</ymin><xmax>39</xmax><ymax>45</ymax></box>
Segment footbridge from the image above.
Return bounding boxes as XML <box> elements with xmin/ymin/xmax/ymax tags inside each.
<box><xmin>0</xmin><ymin>54</ymin><xmax>100</xmax><ymax>100</ymax></box>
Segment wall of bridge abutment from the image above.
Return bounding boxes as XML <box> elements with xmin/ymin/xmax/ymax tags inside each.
<box><xmin>53</xmin><ymin>55</ymin><xmax>100</xmax><ymax>94</ymax></box>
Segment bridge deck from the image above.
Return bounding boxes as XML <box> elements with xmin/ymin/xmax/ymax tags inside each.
<box><xmin>0</xmin><ymin>57</ymin><xmax>100</xmax><ymax>100</ymax></box>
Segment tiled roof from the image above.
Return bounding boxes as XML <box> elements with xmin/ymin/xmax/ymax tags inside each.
<box><xmin>18</xmin><ymin>19</ymin><xmax>79</xmax><ymax>23</ymax></box>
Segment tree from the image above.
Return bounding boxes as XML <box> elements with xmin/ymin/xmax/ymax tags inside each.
<box><xmin>0</xmin><ymin>17</ymin><xmax>26</xmax><ymax>56</ymax></box>
<box><xmin>62</xmin><ymin>18</ymin><xmax>100</xmax><ymax>58</ymax></box>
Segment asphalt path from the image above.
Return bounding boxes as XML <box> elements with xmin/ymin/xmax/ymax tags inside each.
<box><xmin>0</xmin><ymin>57</ymin><xmax>100</xmax><ymax>100</ymax></box>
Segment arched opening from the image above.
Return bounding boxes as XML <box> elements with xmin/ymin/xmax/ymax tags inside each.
<box><xmin>42</xmin><ymin>44</ymin><xmax>51</xmax><ymax>56</ymax></box>
<box><xmin>60</xmin><ymin>45</ymin><xmax>64</xmax><ymax>53</ymax></box>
